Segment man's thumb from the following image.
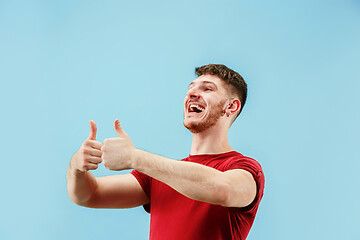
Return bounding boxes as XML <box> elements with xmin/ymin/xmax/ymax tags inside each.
<box><xmin>114</xmin><ymin>119</ymin><xmax>126</xmax><ymax>137</ymax></box>
<box><xmin>88</xmin><ymin>120</ymin><xmax>97</xmax><ymax>140</ymax></box>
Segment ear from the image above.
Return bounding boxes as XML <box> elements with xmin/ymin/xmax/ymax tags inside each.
<box><xmin>227</xmin><ymin>99</ymin><xmax>241</xmax><ymax>116</ymax></box>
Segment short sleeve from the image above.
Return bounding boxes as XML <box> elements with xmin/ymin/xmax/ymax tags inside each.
<box><xmin>225</xmin><ymin>157</ymin><xmax>265</xmax><ymax>212</ymax></box>
<box><xmin>131</xmin><ymin>170</ymin><xmax>152</xmax><ymax>200</ymax></box>
<box><xmin>131</xmin><ymin>170</ymin><xmax>152</xmax><ymax>213</ymax></box>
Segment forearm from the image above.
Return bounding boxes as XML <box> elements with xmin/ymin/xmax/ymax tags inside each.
<box><xmin>133</xmin><ymin>149</ymin><xmax>229</xmax><ymax>205</ymax></box>
<box><xmin>66</xmin><ymin>153</ymin><xmax>97</xmax><ymax>206</ymax></box>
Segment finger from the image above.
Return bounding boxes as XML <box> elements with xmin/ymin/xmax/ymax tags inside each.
<box><xmin>88</xmin><ymin>120</ymin><xmax>97</xmax><ymax>140</ymax></box>
<box><xmin>114</xmin><ymin>119</ymin><xmax>126</xmax><ymax>137</ymax></box>
<box><xmin>87</xmin><ymin>140</ymin><xmax>103</xmax><ymax>150</ymax></box>
<box><xmin>89</xmin><ymin>148</ymin><xmax>102</xmax><ymax>157</ymax></box>
<box><xmin>86</xmin><ymin>163</ymin><xmax>100</xmax><ymax>171</ymax></box>
<box><xmin>87</xmin><ymin>156</ymin><xmax>102</xmax><ymax>164</ymax></box>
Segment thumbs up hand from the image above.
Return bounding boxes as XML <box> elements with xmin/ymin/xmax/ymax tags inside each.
<box><xmin>72</xmin><ymin>120</ymin><xmax>103</xmax><ymax>172</ymax></box>
<box><xmin>101</xmin><ymin>119</ymin><xmax>136</xmax><ymax>171</ymax></box>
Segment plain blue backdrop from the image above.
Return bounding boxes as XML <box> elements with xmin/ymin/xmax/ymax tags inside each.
<box><xmin>1</xmin><ymin>0</ymin><xmax>359</xmax><ymax>239</ymax></box>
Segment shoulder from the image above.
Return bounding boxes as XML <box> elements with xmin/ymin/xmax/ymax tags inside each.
<box><xmin>222</xmin><ymin>152</ymin><xmax>263</xmax><ymax>176</ymax></box>
<box><xmin>225</xmin><ymin>152</ymin><xmax>265</xmax><ymax>211</ymax></box>
<box><xmin>223</xmin><ymin>152</ymin><xmax>265</xmax><ymax>199</ymax></box>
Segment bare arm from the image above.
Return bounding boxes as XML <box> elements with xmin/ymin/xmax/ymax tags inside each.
<box><xmin>66</xmin><ymin>155</ymin><xmax>98</xmax><ymax>206</ymax></box>
<box><xmin>133</xmin><ymin>150</ymin><xmax>256</xmax><ymax>208</ymax></box>
<box><xmin>84</xmin><ymin>174</ymin><xmax>149</xmax><ymax>208</ymax></box>
<box><xmin>66</xmin><ymin>120</ymin><xmax>149</xmax><ymax>208</ymax></box>
<box><xmin>102</xmin><ymin>120</ymin><xmax>257</xmax><ymax>208</ymax></box>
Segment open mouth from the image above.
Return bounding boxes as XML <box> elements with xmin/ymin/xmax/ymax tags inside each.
<box><xmin>188</xmin><ymin>103</ymin><xmax>206</xmax><ymax>114</ymax></box>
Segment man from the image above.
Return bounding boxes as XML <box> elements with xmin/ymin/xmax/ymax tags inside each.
<box><xmin>67</xmin><ymin>64</ymin><xmax>265</xmax><ymax>240</ymax></box>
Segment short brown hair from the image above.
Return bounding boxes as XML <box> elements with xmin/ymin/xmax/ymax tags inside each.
<box><xmin>195</xmin><ymin>64</ymin><xmax>247</xmax><ymax>117</ymax></box>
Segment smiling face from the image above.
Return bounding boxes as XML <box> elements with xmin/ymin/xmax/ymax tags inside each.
<box><xmin>183</xmin><ymin>75</ymin><xmax>230</xmax><ymax>133</ymax></box>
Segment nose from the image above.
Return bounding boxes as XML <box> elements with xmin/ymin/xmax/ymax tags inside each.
<box><xmin>187</xmin><ymin>87</ymin><xmax>200</xmax><ymax>99</ymax></box>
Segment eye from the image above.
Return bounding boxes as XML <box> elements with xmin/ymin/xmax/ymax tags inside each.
<box><xmin>204</xmin><ymin>88</ymin><xmax>212</xmax><ymax>91</ymax></box>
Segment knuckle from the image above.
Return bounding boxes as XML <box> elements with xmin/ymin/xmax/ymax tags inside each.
<box><xmin>80</xmin><ymin>148</ymin><xmax>86</xmax><ymax>154</ymax></box>
<box><xmin>79</xmin><ymin>153</ymin><xmax>86</xmax><ymax>161</ymax></box>
<box><xmin>103</xmin><ymin>161</ymin><xmax>110</xmax><ymax>170</ymax></box>
<box><xmin>82</xmin><ymin>163</ymin><xmax>88</xmax><ymax>170</ymax></box>
<box><xmin>92</xmin><ymin>164</ymin><xmax>98</xmax><ymax>170</ymax></box>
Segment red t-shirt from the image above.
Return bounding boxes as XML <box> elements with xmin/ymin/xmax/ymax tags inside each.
<box><xmin>131</xmin><ymin>151</ymin><xmax>265</xmax><ymax>240</ymax></box>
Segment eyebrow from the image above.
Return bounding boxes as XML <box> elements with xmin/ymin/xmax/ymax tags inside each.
<box><xmin>188</xmin><ymin>81</ymin><xmax>218</xmax><ymax>89</ymax></box>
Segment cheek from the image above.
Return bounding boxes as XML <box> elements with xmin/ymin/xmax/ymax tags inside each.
<box><xmin>183</xmin><ymin>96</ymin><xmax>189</xmax><ymax>107</ymax></box>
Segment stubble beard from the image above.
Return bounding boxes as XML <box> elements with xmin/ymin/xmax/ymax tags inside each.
<box><xmin>183</xmin><ymin>99</ymin><xmax>226</xmax><ymax>133</ymax></box>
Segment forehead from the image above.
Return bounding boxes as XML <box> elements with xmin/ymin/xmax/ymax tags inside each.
<box><xmin>189</xmin><ymin>74</ymin><xmax>225</xmax><ymax>88</ymax></box>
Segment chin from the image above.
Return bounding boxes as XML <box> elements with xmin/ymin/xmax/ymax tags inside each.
<box><xmin>183</xmin><ymin>118</ymin><xmax>216</xmax><ymax>133</ymax></box>
<box><xmin>183</xmin><ymin>100</ymin><xmax>226</xmax><ymax>133</ymax></box>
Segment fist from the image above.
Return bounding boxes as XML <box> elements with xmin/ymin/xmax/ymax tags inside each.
<box><xmin>74</xmin><ymin>120</ymin><xmax>103</xmax><ymax>171</ymax></box>
<box><xmin>101</xmin><ymin>119</ymin><xmax>135</xmax><ymax>171</ymax></box>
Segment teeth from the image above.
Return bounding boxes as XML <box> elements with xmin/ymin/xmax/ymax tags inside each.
<box><xmin>189</xmin><ymin>104</ymin><xmax>205</xmax><ymax>111</ymax></box>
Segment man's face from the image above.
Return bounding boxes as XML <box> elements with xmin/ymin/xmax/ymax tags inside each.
<box><xmin>183</xmin><ymin>75</ymin><xmax>230</xmax><ymax>133</ymax></box>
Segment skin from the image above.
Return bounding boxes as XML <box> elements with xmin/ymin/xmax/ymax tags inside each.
<box><xmin>66</xmin><ymin>74</ymin><xmax>257</xmax><ymax>209</ymax></box>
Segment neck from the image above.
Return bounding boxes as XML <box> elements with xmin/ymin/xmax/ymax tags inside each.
<box><xmin>190</xmin><ymin>127</ymin><xmax>233</xmax><ymax>155</ymax></box>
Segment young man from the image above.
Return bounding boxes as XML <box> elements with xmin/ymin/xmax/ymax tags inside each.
<box><xmin>67</xmin><ymin>64</ymin><xmax>265</xmax><ymax>240</ymax></box>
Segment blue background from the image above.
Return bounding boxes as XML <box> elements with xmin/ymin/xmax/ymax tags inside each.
<box><xmin>1</xmin><ymin>0</ymin><xmax>359</xmax><ymax>239</ymax></box>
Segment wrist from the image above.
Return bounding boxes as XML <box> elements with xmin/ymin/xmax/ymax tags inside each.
<box><xmin>71</xmin><ymin>151</ymin><xmax>87</xmax><ymax>173</ymax></box>
<box><xmin>131</xmin><ymin>148</ymin><xmax>143</xmax><ymax>170</ymax></box>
